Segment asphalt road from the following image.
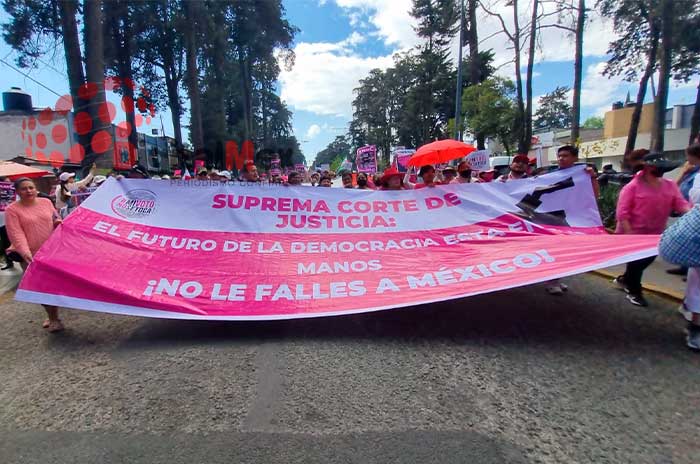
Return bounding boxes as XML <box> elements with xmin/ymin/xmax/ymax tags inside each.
<box><xmin>1</xmin><ymin>274</ymin><xmax>698</xmax><ymax>464</ymax></box>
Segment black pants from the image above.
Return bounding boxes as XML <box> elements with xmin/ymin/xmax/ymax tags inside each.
<box><xmin>0</xmin><ymin>226</ymin><xmax>9</xmax><ymax>257</ymax></box>
<box><xmin>623</xmin><ymin>256</ymin><xmax>656</xmax><ymax>295</ymax></box>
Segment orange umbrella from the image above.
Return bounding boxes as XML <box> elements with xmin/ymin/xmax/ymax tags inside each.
<box><xmin>407</xmin><ymin>140</ymin><xmax>477</xmax><ymax>167</ymax></box>
<box><xmin>0</xmin><ymin>161</ymin><xmax>51</xmax><ymax>180</ymax></box>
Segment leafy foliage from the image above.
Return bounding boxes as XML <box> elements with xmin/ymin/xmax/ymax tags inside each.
<box><xmin>533</xmin><ymin>86</ymin><xmax>572</xmax><ymax>131</ymax></box>
<box><xmin>582</xmin><ymin>116</ymin><xmax>604</xmax><ymax>129</ymax></box>
<box><xmin>462</xmin><ymin>77</ymin><xmax>517</xmax><ymax>153</ymax></box>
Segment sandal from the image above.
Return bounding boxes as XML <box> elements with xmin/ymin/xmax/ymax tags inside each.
<box><xmin>47</xmin><ymin>320</ymin><xmax>64</xmax><ymax>333</ymax></box>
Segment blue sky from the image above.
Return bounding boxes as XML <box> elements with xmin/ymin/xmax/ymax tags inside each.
<box><xmin>0</xmin><ymin>1</ymin><xmax>697</xmax><ymax>165</ymax></box>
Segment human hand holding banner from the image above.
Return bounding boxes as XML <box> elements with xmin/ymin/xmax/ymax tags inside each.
<box><xmin>16</xmin><ymin>167</ymin><xmax>658</xmax><ymax>320</ymax></box>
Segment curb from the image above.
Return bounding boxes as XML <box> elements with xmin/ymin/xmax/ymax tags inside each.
<box><xmin>589</xmin><ymin>269</ymin><xmax>684</xmax><ymax>303</ymax></box>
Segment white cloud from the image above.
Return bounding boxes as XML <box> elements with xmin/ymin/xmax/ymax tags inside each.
<box><xmin>279</xmin><ymin>38</ymin><xmax>394</xmax><ymax>117</ymax></box>
<box><xmin>305</xmin><ymin>124</ymin><xmax>322</xmax><ymax>139</ymax></box>
<box><xmin>335</xmin><ymin>0</ymin><xmax>420</xmax><ymax>49</ymax></box>
<box><xmin>580</xmin><ymin>61</ymin><xmax>625</xmax><ymax>111</ymax></box>
<box><xmin>468</xmin><ymin>2</ymin><xmax>616</xmax><ymax>81</ymax></box>
<box><xmin>672</xmin><ymin>76</ymin><xmax>700</xmax><ymax>89</ymax></box>
<box><xmin>283</xmin><ymin>2</ymin><xmax>621</xmax><ymax>122</ymax></box>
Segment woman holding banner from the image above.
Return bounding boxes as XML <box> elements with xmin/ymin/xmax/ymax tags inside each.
<box><xmin>5</xmin><ymin>178</ymin><xmax>63</xmax><ymax>332</ymax></box>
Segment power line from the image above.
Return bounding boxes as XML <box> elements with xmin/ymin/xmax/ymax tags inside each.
<box><xmin>0</xmin><ymin>58</ymin><xmax>62</xmax><ymax>98</ymax></box>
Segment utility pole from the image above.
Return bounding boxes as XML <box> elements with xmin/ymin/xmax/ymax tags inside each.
<box><xmin>454</xmin><ymin>0</ymin><xmax>465</xmax><ymax>141</ymax></box>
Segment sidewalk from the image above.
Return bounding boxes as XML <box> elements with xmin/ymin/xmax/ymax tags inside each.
<box><xmin>595</xmin><ymin>257</ymin><xmax>688</xmax><ymax>301</ymax></box>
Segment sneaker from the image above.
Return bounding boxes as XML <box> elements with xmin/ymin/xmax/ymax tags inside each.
<box><xmin>686</xmin><ymin>324</ymin><xmax>700</xmax><ymax>351</ymax></box>
<box><xmin>678</xmin><ymin>304</ymin><xmax>692</xmax><ymax>322</ymax></box>
<box><xmin>612</xmin><ymin>276</ymin><xmax>629</xmax><ymax>293</ymax></box>
<box><xmin>559</xmin><ymin>282</ymin><xmax>569</xmax><ymax>292</ymax></box>
<box><xmin>546</xmin><ymin>284</ymin><xmax>564</xmax><ymax>296</ymax></box>
<box><xmin>626</xmin><ymin>293</ymin><xmax>648</xmax><ymax>307</ymax></box>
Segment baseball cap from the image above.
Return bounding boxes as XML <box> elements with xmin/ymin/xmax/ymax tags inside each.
<box><xmin>93</xmin><ymin>175</ymin><xmax>107</xmax><ymax>185</ymax></box>
<box><xmin>196</xmin><ymin>167</ymin><xmax>208</xmax><ymax>175</ymax></box>
<box><xmin>513</xmin><ymin>154</ymin><xmax>529</xmax><ymax>164</ymax></box>
<box><xmin>219</xmin><ymin>170</ymin><xmax>232</xmax><ymax>180</ymax></box>
<box><xmin>59</xmin><ymin>172</ymin><xmax>76</xmax><ymax>182</ymax></box>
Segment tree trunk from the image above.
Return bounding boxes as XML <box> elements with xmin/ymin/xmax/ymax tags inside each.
<box><xmin>689</xmin><ymin>80</ymin><xmax>700</xmax><ymax>144</ymax></box>
<box><xmin>465</xmin><ymin>0</ymin><xmax>484</xmax><ymax>149</ymax></box>
<box><xmin>164</xmin><ymin>70</ymin><xmax>183</xmax><ymax>147</ymax></box>
<box><xmin>261</xmin><ymin>87</ymin><xmax>268</xmax><ymax>147</ymax></box>
<box><xmin>83</xmin><ymin>0</ymin><xmax>108</xmax><ymax>171</ymax></box>
<box><xmin>570</xmin><ymin>0</ymin><xmax>585</xmax><ymax>144</ymax></box>
<box><xmin>512</xmin><ymin>0</ymin><xmax>526</xmax><ymax>153</ymax></box>
<box><xmin>239</xmin><ymin>55</ymin><xmax>254</xmax><ymax>143</ymax></box>
<box><xmin>651</xmin><ymin>0</ymin><xmax>673</xmax><ymax>153</ymax></box>
<box><xmin>184</xmin><ymin>0</ymin><xmax>203</xmax><ymax>153</ymax></box>
<box><xmin>58</xmin><ymin>0</ymin><xmax>90</xmax><ymax>160</ymax></box>
<box><xmin>522</xmin><ymin>0</ymin><xmax>538</xmax><ymax>154</ymax></box>
<box><xmin>466</xmin><ymin>0</ymin><xmax>479</xmax><ymax>85</ymax></box>
<box><xmin>624</xmin><ymin>25</ymin><xmax>659</xmax><ymax>159</ymax></box>
<box><xmin>114</xmin><ymin>1</ymin><xmax>138</xmax><ymax>164</ymax></box>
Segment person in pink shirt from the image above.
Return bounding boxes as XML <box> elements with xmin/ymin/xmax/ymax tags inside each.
<box><xmin>5</xmin><ymin>178</ymin><xmax>63</xmax><ymax>331</ymax></box>
<box><xmin>614</xmin><ymin>153</ymin><xmax>690</xmax><ymax>307</ymax></box>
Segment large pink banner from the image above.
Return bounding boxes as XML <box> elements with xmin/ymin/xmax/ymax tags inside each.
<box><xmin>16</xmin><ymin>167</ymin><xmax>658</xmax><ymax>320</ymax></box>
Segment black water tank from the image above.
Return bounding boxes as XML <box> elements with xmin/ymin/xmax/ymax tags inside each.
<box><xmin>2</xmin><ymin>87</ymin><xmax>32</xmax><ymax>112</ymax></box>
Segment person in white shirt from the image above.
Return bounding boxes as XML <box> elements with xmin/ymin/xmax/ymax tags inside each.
<box><xmin>55</xmin><ymin>163</ymin><xmax>96</xmax><ymax>215</ymax></box>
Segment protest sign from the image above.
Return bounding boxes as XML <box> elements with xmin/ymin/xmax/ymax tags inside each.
<box><xmin>356</xmin><ymin>146</ymin><xmax>377</xmax><ymax>173</ymax></box>
<box><xmin>72</xmin><ymin>187</ymin><xmax>99</xmax><ymax>207</ymax></box>
<box><xmin>392</xmin><ymin>148</ymin><xmax>416</xmax><ymax>173</ymax></box>
<box><xmin>467</xmin><ymin>150</ymin><xmax>490</xmax><ymax>171</ymax></box>
<box><xmin>0</xmin><ymin>182</ymin><xmax>15</xmax><ymax>212</ymax></box>
<box><xmin>17</xmin><ymin>167</ymin><xmax>658</xmax><ymax>320</ymax></box>
<box><xmin>270</xmin><ymin>158</ymin><xmax>281</xmax><ymax>176</ymax></box>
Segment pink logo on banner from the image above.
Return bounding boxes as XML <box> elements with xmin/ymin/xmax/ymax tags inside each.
<box><xmin>110</xmin><ymin>189</ymin><xmax>158</xmax><ymax>219</ymax></box>
<box><xmin>16</xmin><ymin>167</ymin><xmax>659</xmax><ymax>321</ymax></box>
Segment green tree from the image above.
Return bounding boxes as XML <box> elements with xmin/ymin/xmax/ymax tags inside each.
<box><xmin>479</xmin><ymin>0</ymin><xmax>540</xmax><ymax>153</ymax></box>
<box><xmin>3</xmin><ymin>0</ymin><xmax>108</xmax><ymax>171</ymax></box>
<box><xmin>582</xmin><ymin>116</ymin><xmax>604</xmax><ymax>129</ymax></box>
<box><xmin>462</xmin><ymin>77</ymin><xmax>517</xmax><ymax>154</ymax></box>
<box><xmin>183</xmin><ymin>0</ymin><xmax>204</xmax><ymax>153</ymax></box>
<box><xmin>315</xmin><ymin>136</ymin><xmax>351</xmax><ymax>168</ymax></box>
<box><xmin>533</xmin><ymin>86</ymin><xmax>572</xmax><ymax>131</ymax></box>
<box><xmin>407</xmin><ymin>0</ymin><xmax>459</xmax><ymax>145</ymax></box>
<box><xmin>599</xmin><ymin>0</ymin><xmax>699</xmax><ymax>153</ymax></box>
<box><xmin>131</xmin><ymin>0</ymin><xmax>187</xmax><ymax>155</ymax></box>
